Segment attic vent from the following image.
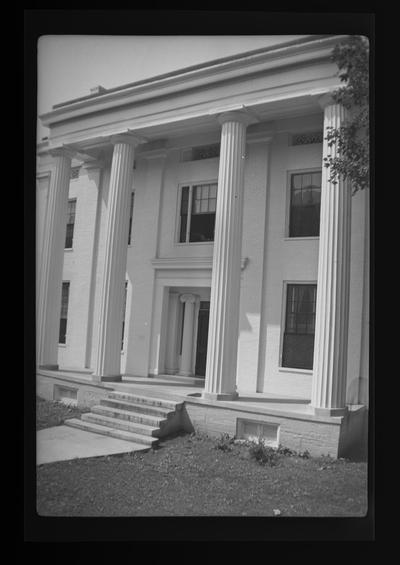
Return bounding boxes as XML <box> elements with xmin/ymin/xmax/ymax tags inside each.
<box><xmin>181</xmin><ymin>143</ymin><xmax>220</xmax><ymax>162</ymax></box>
<box><xmin>291</xmin><ymin>131</ymin><xmax>323</xmax><ymax>146</ymax></box>
<box><xmin>70</xmin><ymin>167</ymin><xmax>80</xmax><ymax>179</ymax></box>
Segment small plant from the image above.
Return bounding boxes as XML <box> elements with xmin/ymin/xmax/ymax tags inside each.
<box><xmin>248</xmin><ymin>438</ymin><xmax>280</xmax><ymax>467</ymax></box>
<box><xmin>214</xmin><ymin>433</ymin><xmax>235</xmax><ymax>452</ymax></box>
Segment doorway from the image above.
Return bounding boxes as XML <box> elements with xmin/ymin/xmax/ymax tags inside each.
<box><xmin>195</xmin><ymin>301</ymin><xmax>210</xmax><ymax>377</ymax></box>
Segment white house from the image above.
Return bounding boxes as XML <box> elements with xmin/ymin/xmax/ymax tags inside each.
<box><xmin>36</xmin><ymin>35</ymin><xmax>369</xmax><ymax>457</ymax></box>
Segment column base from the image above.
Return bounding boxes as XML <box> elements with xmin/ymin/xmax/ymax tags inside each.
<box><xmin>91</xmin><ymin>374</ymin><xmax>122</xmax><ymax>383</ymax></box>
<box><xmin>179</xmin><ymin>370</ymin><xmax>194</xmax><ymax>377</ymax></box>
<box><xmin>313</xmin><ymin>406</ymin><xmax>348</xmax><ymax>417</ymax></box>
<box><xmin>202</xmin><ymin>391</ymin><xmax>239</xmax><ymax>401</ymax></box>
<box><xmin>39</xmin><ymin>364</ymin><xmax>59</xmax><ymax>371</ymax></box>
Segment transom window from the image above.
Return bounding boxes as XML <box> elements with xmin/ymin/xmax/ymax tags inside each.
<box><xmin>179</xmin><ymin>182</ymin><xmax>217</xmax><ymax>243</ymax></box>
<box><xmin>282</xmin><ymin>284</ymin><xmax>317</xmax><ymax>370</ymax></box>
<box><xmin>289</xmin><ymin>171</ymin><xmax>321</xmax><ymax>237</ymax></box>
<box><xmin>65</xmin><ymin>199</ymin><xmax>76</xmax><ymax>249</ymax></box>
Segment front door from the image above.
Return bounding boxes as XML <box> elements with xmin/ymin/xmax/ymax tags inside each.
<box><xmin>195</xmin><ymin>301</ymin><xmax>210</xmax><ymax>377</ymax></box>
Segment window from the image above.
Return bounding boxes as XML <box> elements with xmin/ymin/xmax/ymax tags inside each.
<box><xmin>128</xmin><ymin>193</ymin><xmax>135</xmax><ymax>245</ymax></box>
<box><xmin>59</xmin><ymin>282</ymin><xmax>70</xmax><ymax>344</ymax></box>
<box><xmin>289</xmin><ymin>171</ymin><xmax>321</xmax><ymax>237</ymax></box>
<box><xmin>282</xmin><ymin>284</ymin><xmax>317</xmax><ymax>370</ymax></box>
<box><xmin>121</xmin><ymin>281</ymin><xmax>128</xmax><ymax>350</ymax></box>
<box><xmin>179</xmin><ymin>183</ymin><xmax>217</xmax><ymax>243</ymax></box>
<box><xmin>65</xmin><ymin>199</ymin><xmax>76</xmax><ymax>248</ymax></box>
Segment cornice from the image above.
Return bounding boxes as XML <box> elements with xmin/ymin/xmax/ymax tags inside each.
<box><xmin>40</xmin><ymin>35</ymin><xmax>348</xmax><ymax>129</ymax></box>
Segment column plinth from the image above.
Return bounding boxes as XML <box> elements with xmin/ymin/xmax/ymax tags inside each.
<box><xmin>37</xmin><ymin>149</ymin><xmax>73</xmax><ymax>368</ymax></box>
<box><xmin>310</xmin><ymin>102</ymin><xmax>352</xmax><ymax>416</ymax></box>
<box><xmin>179</xmin><ymin>294</ymin><xmax>198</xmax><ymax>377</ymax></box>
<box><xmin>203</xmin><ymin>111</ymin><xmax>251</xmax><ymax>401</ymax></box>
<box><xmin>93</xmin><ymin>135</ymin><xmax>139</xmax><ymax>381</ymax></box>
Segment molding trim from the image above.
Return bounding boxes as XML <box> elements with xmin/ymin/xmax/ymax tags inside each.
<box><xmin>151</xmin><ymin>256</ymin><xmax>248</xmax><ymax>270</ymax></box>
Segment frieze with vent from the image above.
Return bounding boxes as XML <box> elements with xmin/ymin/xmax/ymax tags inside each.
<box><xmin>290</xmin><ymin>131</ymin><xmax>323</xmax><ymax>146</ymax></box>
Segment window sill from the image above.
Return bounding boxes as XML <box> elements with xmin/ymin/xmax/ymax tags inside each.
<box><xmin>175</xmin><ymin>241</ymin><xmax>214</xmax><ymax>247</ymax></box>
<box><xmin>58</xmin><ymin>343</ymin><xmax>67</xmax><ymax>348</ymax></box>
<box><xmin>64</xmin><ymin>247</ymin><xmax>74</xmax><ymax>252</ymax></box>
<box><xmin>284</xmin><ymin>237</ymin><xmax>319</xmax><ymax>242</ymax></box>
<box><xmin>278</xmin><ymin>367</ymin><xmax>312</xmax><ymax>375</ymax></box>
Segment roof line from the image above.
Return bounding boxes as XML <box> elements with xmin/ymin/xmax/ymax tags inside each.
<box><xmin>52</xmin><ymin>34</ymin><xmax>336</xmax><ymax>109</ymax></box>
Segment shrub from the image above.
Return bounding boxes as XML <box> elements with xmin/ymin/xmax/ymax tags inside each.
<box><xmin>214</xmin><ymin>433</ymin><xmax>235</xmax><ymax>452</ymax></box>
<box><xmin>248</xmin><ymin>438</ymin><xmax>280</xmax><ymax>467</ymax></box>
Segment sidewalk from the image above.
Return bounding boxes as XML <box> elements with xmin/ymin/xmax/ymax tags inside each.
<box><xmin>37</xmin><ymin>425</ymin><xmax>149</xmax><ymax>465</ymax></box>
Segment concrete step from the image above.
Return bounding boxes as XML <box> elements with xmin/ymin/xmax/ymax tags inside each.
<box><xmin>100</xmin><ymin>397</ymin><xmax>174</xmax><ymax>418</ymax></box>
<box><xmin>64</xmin><ymin>418</ymin><xmax>157</xmax><ymax>447</ymax></box>
<box><xmin>107</xmin><ymin>391</ymin><xmax>183</xmax><ymax>412</ymax></box>
<box><xmin>91</xmin><ymin>405</ymin><xmax>167</xmax><ymax>427</ymax></box>
<box><xmin>81</xmin><ymin>412</ymin><xmax>161</xmax><ymax>438</ymax></box>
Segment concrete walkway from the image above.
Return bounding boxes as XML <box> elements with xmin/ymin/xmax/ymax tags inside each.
<box><xmin>37</xmin><ymin>425</ymin><xmax>149</xmax><ymax>465</ymax></box>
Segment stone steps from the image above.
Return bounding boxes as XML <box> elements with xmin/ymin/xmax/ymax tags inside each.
<box><xmin>64</xmin><ymin>391</ymin><xmax>184</xmax><ymax>448</ymax></box>
<box><xmin>64</xmin><ymin>418</ymin><xmax>158</xmax><ymax>448</ymax></box>
<box><xmin>99</xmin><ymin>397</ymin><xmax>174</xmax><ymax>418</ymax></box>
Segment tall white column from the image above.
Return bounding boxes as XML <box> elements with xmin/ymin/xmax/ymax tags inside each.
<box><xmin>165</xmin><ymin>292</ymin><xmax>181</xmax><ymax>374</ymax></box>
<box><xmin>179</xmin><ymin>294</ymin><xmax>198</xmax><ymax>377</ymax></box>
<box><xmin>37</xmin><ymin>148</ymin><xmax>73</xmax><ymax>368</ymax></box>
<box><xmin>311</xmin><ymin>99</ymin><xmax>352</xmax><ymax>416</ymax></box>
<box><xmin>203</xmin><ymin>111</ymin><xmax>252</xmax><ymax>400</ymax></box>
<box><xmin>93</xmin><ymin>135</ymin><xmax>140</xmax><ymax>381</ymax></box>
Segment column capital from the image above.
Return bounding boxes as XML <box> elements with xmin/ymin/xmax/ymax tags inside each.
<box><xmin>81</xmin><ymin>159</ymin><xmax>105</xmax><ymax>170</ymax></box>
<box><xmin>48</xmin><ymin>146</ymin><xmax>76</xmax><ymax>160</ymax></box>
<box><xmin>180</xmin><ymin>293</ymin><xmax>198</xmax><ymax>304</ymax></box>
<box><xmin>217</xmin><ymin>110</ymin><xmax>254</xmax><ymax>127</ymax></box>
<box><xmin>317</xmin><ymin>92</ymin><xmax>340</xmax><ymax>110</ymax></box>
<box><xmin>111</xmin><ymin>133</ymin><xmax>145</xmax><ymax>148</ymax></box>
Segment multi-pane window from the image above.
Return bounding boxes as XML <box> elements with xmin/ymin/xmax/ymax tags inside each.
<box><xmin>128</xmin><ymin>193</ymin><xmax>135</xmax><ymax>245</ymax></box>
<box><xmin>121</xmin><ymin>281</ymin><xmax>128</xmax><ymax>350</ymax></box>
<box><xmin>179</xmin><ymin>183</ymin><xmax>217</xmax><ymax>243</ymax></box>
<box><xmin>59</xmin><ymin>282</ymin><xmax>70</xmax><ymax>344</ymax></box>
<box><xmin>289</xmin><ymin>171</ymin><xmax>321</xmax><ymax>237</ymax></box>
<box><xmin>282</xmin><ymin>284</ymin><xmax>317</xmax><ymax>370</ymax></box>
<box><xmin>65</xmin><ymin>199</ymin><xmax>77</xmax><ymax>248</ymax></box>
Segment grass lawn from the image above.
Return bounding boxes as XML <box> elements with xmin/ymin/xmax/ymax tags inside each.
<box><xmin>36</xmin><ymin>399</ymin><xmax>368</xmax><ymax>517</ymax></box>
<box><xmin>36</xmin><ymin>396</ymin><xmax>90</xmax><ymax>430</ymax></box>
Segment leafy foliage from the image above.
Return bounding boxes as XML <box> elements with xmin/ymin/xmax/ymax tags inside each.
<box><xmin>324</xmin><ymin>35</ymin><xmax>370</xmax><ymax>194</ymax></box>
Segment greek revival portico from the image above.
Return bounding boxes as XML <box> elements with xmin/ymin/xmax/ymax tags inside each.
<box><xmin>37</xmin><ymin>35</ymin><xmax>359</xmax><ymax>417</ymax></box>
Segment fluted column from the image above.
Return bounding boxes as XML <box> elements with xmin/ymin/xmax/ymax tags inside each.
<box><xmin>179</xmin><ymin>294</ymin><xmax>198</xmax><ymax>377</ymax></box>
<box><xmin>93</xmin><ymin>135</ymin><xmax>140</xmax><ymax>381</ymax></box>
<box><xmin>203</xmin><ymin>111</ymin><xmax>252</xmax><ymax>400</ymax></box>
<box><xmin>37</xmin><ymin>148</ymin><xmax>73</xmax><ymax>368</ymax></box>
<box><xmin>165</xmin><ymin>292</ymin><xmax>181</xmax><ymax>374</ymax></box>
<box><xmin>311</xmin><ymin>99</ymin><xmax>352</xmax><ymax>416</ymax></box>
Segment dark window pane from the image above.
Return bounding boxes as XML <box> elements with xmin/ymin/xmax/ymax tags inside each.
<box><xmin>282</xmin><ymin>334</ymin><xmax>314</xmax><ymax>369</ymax></box>
<box><xmin>283</xmin><ymin>284</ymin><xmax>317</xmax><ymax>368</ymax></box>
<box><xmin>128</xmin><ymin>193</ymin><xmax>135</xmax><ymax>245</ymax></box>
<box><xmin>65</xmin><ymin>199</ymin><xmax>76</xmax><ymax>248</ymax></box>
<box><xmin>179</xmin><ymin>187</ymin><xmax>189</xmax><ymax>242</ymax></box>
<box><xmin>59</xmin><ymin>282</ymin><xmax>70</xmax><ymax>344</ymax></box>
<box><xmin>189</xmin><ymin>213</ymin><xmax>215</xmax><ymax>242</ymax></box>
<box><xmin>289</xmin><ymin>172</ymin><xmax>321</xmax><ymax>237</ymax></box>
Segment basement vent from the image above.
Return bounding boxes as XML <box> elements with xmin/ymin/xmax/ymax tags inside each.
<box><xmin>181</xmin><ymin>143</ymin><xmax>220</xmax><ymax>162</ymax></box>
<box><xmin>290</xmin><ymin>131</ymin><xmax>323</xmax><ymax>146</ymax></box>
<box><xmin>236</xmin><ymin>419</ymin><xmax>280</xmax><ymax>447</ymax></box>
<box><xmin>54</xmin><ymin>385</ymin><xmax>78</xmax><ymax>406</ymax></box>
<box><xmin>70</xmin><ymin>167</ymin><xmax>80</xmax><ymax>179</ymax></box>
